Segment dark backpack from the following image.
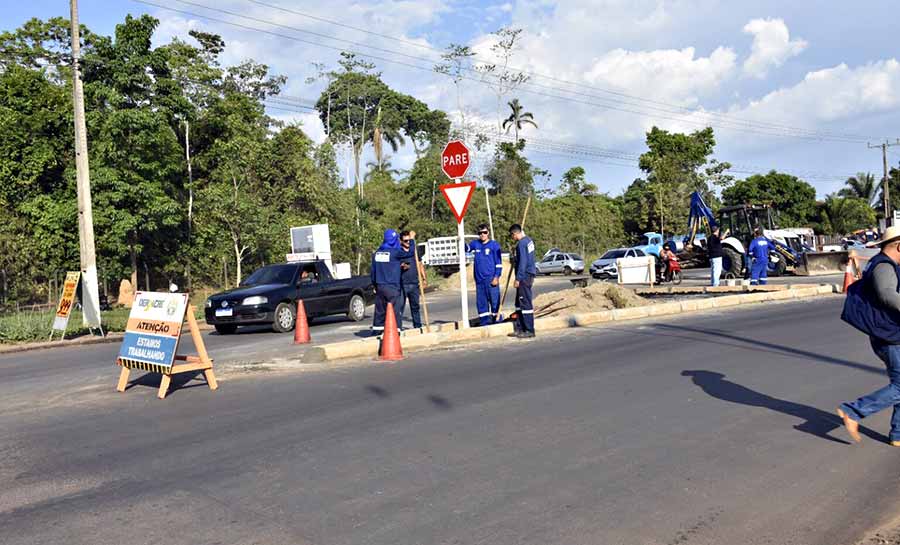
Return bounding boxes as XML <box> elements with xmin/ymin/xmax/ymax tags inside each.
<box><xmin>841</xmin><ymin>254</ymin><xmax>900</xmax><ymax>343</ymax></box>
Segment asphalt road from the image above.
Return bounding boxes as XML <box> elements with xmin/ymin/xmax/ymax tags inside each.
<box><xmin>2</xmin><ymin>295</ymin><xmax>898</xmax><ymax>545</ymax></box>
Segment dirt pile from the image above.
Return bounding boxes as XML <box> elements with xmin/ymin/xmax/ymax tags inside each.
<box><xmin>533</xmin><ymin>282</ymin><xmax>647</xmax><ymax>317</ymax></box>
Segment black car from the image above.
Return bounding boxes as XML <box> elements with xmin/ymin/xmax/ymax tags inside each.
<box><xmin>205</xmin><ymin>260</ymin><xmax>375</xmax><ymax>334</ymax></box>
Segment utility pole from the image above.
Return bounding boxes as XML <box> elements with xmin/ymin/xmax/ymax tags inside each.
<box><xmin>184</xmin><ymin>120</ymin><xmax>193</xmax><ymax>292</ymax></box>
<box><xmin>869</xmin><ymin>139</ymin><xmax>900</xmax><ymax>226</ymax></box>
<box><xmin>70</xmin><ymin>0</ymin><xmax>102</xmax><ymax>329</ymax></box>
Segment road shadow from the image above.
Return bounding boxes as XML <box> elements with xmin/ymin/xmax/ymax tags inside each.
<box><xmin>651</xmin><ymin>323</ymin><xmax>883</xmax><ymax>377</ymax></box>
<box><xmin>124</xmin><ymin>370</ymin><xmax>208</xmax><ymax>397</ymax></box>
<box><xmin>682</xmin><ymin>370</ymin><xmax>889</xmax><ymax>445</ymax></box>
<box><xmin>363</xmin><ymin>386</ymin><xmax>454</xmax><ymax>411</ymax></box>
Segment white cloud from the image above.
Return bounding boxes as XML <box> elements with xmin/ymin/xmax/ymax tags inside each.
<box><xmin>729</xmin><ymin>59</ymin><xmax>900</xmax><ymax>124</ymax></box>
<box><xmin>585</xmin><ymin>46</ymin><xmax>737</xmax><ymax>106</ymax></box>
<box><xmin>742</xmin><ymin>18</ymin><xmax>807</xmax><ymax>79</ymax></box>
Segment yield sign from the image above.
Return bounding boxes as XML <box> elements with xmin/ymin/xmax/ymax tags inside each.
<box><xmin>439</xmin><ymin>181</ymin><xmax>476</xmax><ymax>224</ymax></box>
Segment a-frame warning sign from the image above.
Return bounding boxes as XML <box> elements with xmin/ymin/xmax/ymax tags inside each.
<box><xmin>439</xmin><ymin>181</ymin><xmax>476</xmax><ymax>224</ymax></box>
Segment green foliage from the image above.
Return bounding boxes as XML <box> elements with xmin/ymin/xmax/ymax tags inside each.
<box><xmin>0</xmin><ymin>307</ymin><xmax>130</xmax><ymax>343</ymax></box>
<box><xmin>559</xmin><ymin>166</ymin><xmax>597</xmax><ymax>196</ymax></box>
<box><xmin>722</xmin><ymin>171</ymin><xmax>817</xmax><ymax>226</ymax></box>
<box><xmin>815</xmin><ymin>196</ymin><xmax>877</xmax><ymax>235</ymax></box>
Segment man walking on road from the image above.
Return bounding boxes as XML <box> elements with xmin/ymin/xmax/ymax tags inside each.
<box><xmin>468</xmin><ymin>223</ymin><xmax>503</xmax><ymax>326</ymax></box>
<box><xmin>838</xmin><ymin>226</ymin><xmax>900</xmax><ymax>446</ymax></box>
<box><xmin>397</xmin><ymin>230</ymin><xmax>424</xmax><ymax>330</ymax></box>
<box><xmin>370</xmin><ymin>229</ymin><xmax>416</xmax><ymax>335</ymax></box>
<box><xmin>509</xmin><ymin>224</ymin><xmax>536</xmax><ymax>338</ymax></box>
<box><xmin>708</xmin><ymin>226</ymin><xmax>723</xmax><ymax>287</ymax></box>
<box><xmin>749</xmin><ymin>227</ymin><xmax>771</xmax><ymax>286</ymax></box>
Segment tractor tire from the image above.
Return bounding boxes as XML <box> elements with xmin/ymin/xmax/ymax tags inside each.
<box><xmin>272</xmin><ymin>302</ymin><xmax>296</xmax><ymax>333</ymax></box>
<box><xmin>770</xmin><ymin>257</ymin><xmax>787</xmax><ymax>277</ymax></box>
<box><xmin>722</xmin><ymin>248</ymin><xmax>743</xmax><ymax>279</ymax></box>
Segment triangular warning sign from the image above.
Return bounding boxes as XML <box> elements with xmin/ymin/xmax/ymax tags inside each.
<box><xmin>439</xmin><ymin>181</ymin><xmax>476</xmax><ymax>224</ymax></box>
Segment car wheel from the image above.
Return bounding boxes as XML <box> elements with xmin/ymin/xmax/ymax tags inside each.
<box><xmin>214</xmin><ymin>324</ymin><xmax>237</xmax><ymax>335</ymax></box>
<box><xmin>564</xmin><ymin>266</ymin><xmax>573</xmax><ymax>276</ymax></box>
<box><xmin>347</xmin><ymin>294</ymin><xmax>366</xmax><ymax>322</ymax></box>
<box><xmin>272</xmin><ymin>302</ymin><xmax>296</xmax><ymax>333</ymax></box>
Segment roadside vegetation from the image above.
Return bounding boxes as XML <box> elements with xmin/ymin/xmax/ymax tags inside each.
<box><xmin>0</xmin><ymin>15</ymin><xmax>893</xmax><ymax>312</ymax></box>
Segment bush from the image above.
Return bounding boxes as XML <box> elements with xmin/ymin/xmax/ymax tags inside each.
<box><xmin>0</xmin><ymin>307</ymin><xmax>131</xmax><ymax>344</ymax></box>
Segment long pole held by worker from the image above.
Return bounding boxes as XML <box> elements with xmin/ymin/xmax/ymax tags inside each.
<box><xmin>414</xmin><ymin>242</ymin><xmax>431</xmax><ymax>331</ymax></box>
<box><xmin>495</xmin><ymin>195</ymin><xmax>531</xmax><ymax>322</ymax></box>
<box><xmin>485</xmin><ymin>188</ymin><xmax>495</xmax><ymax>241</ymax></box>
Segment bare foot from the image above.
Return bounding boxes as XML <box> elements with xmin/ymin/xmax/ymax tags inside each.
<box><xmin>836</xmin><ymin>408</ymin><xmax>862</xmax><ymax>443</ymax></box>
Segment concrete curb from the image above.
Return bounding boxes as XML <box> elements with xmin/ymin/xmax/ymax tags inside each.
<box><xmin>309</xmin><ymin>283</ymin><xmax>840</xmax><ymax>363</ymax></box>
<box><xmin>0</xmin><ymin>332</ymin><xmax>125</xmax><ymax>355</ymax></box>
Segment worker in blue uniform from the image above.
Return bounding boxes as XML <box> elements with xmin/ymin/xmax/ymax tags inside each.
<box><xmin>749</xmin><ymin>227</ymin><xmax>771</xmax><ymax>285</ymax></box>
<box><xmin>371</xmin><ymin>229</ymin><xmax>416</xmax><ymax>334</ymax></box>
<box><xmin>509</xmin><ymin>223</ymin><xmax>536</xmax><ymax>338</ymax></box>
<box><xmin>397</xmin><ymin>230</ymin><xmax>424</xmax><ymax>329</ymax></box>
<box><xmin>467</xmin><ymin>223</ymin><xmax>503</xmax><ymax>326</ymax></box>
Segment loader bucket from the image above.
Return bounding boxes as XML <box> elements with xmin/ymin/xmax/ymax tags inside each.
<box><xmin>795</xmin><ymin>251</ymin><xmax>848</xmax><ymax>276</ymax></box>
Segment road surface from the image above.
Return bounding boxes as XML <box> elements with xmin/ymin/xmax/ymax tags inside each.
<box><xmin>2</xmin><ymin>295</ymin><xmax>897</xmax><ymax>545</ymax></box>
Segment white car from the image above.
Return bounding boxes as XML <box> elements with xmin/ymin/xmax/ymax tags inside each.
<box><xmin>536</xmin><ymin>252</ymin><xmax>585</xmax><ymax>275</ymax></box>
<box><xmin>590</xmin><ymin>248</ymin><xmax>647</xmax><ymax>279</ymax></box>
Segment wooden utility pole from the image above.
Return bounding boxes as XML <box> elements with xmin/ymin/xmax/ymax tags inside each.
<box><xmin>870</xmin><ymin>139</ymin><xmax>900</xmax><ymax>226</ymax></box>
<box><xmin>70</xmin><ymin>0</ymin><xmax>102</xmax><ymax>329</ymax></box>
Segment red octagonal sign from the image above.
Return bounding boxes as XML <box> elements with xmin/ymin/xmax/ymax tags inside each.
<box><xmin>441</xmin><ymin>140</ymin><xmax>471</xmax><ymax>180</ymax></box>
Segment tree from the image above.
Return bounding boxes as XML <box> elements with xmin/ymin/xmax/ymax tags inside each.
<box><xmin>502</xmin><ymin>98</ymin><xmax>537</xmax><ymax>142</ymax></box>
<box><xmin>722</xmin><ymin>171</ymin><xmax>817</xmax><ymax>227</ymax></box>
<box><xmin>559</xmin><ymin>166</ymin><xmax>597</xmax><ymax>196</ymax></box>
<box><xmin>475</xmin><ymin>27</ymin><xmax>531</xmax><ymax>134</ymax></box>
<box><xmin>817</xmin><ymin>196</ymin><xmax>877</xmax><ymax>235</ymax></box>
<box><xmin>839</xmin><ymin>172</ymin><xmax>879</xmax><ymax>208</ymax></box>
<box><xmin>434</xmin><ymin>43</ymin><xmax>475</xmax><ymax>131</ymax></box>
<box><xmin>635</xmin><ymin>126</ymin><xmax>722</xmax><ymax>234</ymax></box>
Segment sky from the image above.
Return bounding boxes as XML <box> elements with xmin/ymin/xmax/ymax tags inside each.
<box><xmin>5</xmin><ymin>0</ymin><xmax>900</xmax><ymax>198</ymax></box>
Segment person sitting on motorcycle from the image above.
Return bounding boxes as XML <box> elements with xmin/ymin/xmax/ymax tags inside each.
<box><xmin>659</xmin><ymin>243</ymin><xmax>677</xmax><ymax>281</ymax></box>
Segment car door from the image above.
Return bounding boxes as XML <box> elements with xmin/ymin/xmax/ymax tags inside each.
<box><xmin>295</xmin><ymin>265</ymin><xmax>327</xmax><ymax>316</ymax></box>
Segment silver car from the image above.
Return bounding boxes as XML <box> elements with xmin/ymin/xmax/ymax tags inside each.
<box><xmin>536</xmin><ymin>252</ymin><xmax>585</xmax><ymax>275</ymax></box>
<box><xmin>590</xmin><ymin>248</ymin><xmax>646</xmax><ymax>279</ymax></box>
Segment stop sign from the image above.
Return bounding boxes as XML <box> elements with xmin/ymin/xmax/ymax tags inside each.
<box><xmin>441</xmin><ymin>140</ymin><xmax>471</xmax><ymax>179</ymax></box>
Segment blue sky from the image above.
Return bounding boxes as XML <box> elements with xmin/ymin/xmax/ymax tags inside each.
<box><xmin>5</xmin><ymin>1</ymin><xmax>900</xmax><ymax>198</ymax></box>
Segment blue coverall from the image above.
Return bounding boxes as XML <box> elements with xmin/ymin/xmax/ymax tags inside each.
<box><xmin>468</xmin><ymin>238</ymin><xmax>503</xmax><ymax>326</ymax></box>
<box><xmin>749</xmin><ymin>236</ymin><xmax>771</xmax><ymax>285</ymax></box>
<box><xmin>514</xmin><ymin>235</ymin><xmax>537</xmax><ymax>334</ymax></box>
<box><xmin>398</xmin><ymin>245</ymin><xmax>423</xmax><ymax>329</ymax></box>
<box><xmin>371</xmin><ymin>230</ymin><xmax>415</xmax><ymax>332</ymax></box>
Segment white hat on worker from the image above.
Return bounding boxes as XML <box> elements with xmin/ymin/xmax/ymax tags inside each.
<box><xmin>877</xmin><ymin>225</ymin><xmax>900</xmax><ymax>247</ymax></box>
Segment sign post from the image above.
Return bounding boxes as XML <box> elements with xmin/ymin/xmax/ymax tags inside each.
<box><xmin>50</xmin><ymin>271</ymin><xmax>81</xmax><ymax>341</ymax></box>
<box><xmin>441</xmin><ymin>140</ymin><xmax>474</xmax><ymax>328</ymax></box>
<box><xmin>115</xmin><ymin>291</ymin><xmax>217</xmax><ymax>399</ymax></box>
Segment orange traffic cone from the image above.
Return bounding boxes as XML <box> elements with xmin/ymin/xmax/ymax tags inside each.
<box><xmin>842</xmin><ymin>260</ymin><xmax>856</xmax><ymax>294</ymax></box>
<box><xmin>379</xmin><ymin>302</ymin><xmax>403</xmax><ymax>361</ymax></box>
<box><xmin>294</xmin><ymin>299</ymin><xmax>311</xmax><ymax>344</ymax></box>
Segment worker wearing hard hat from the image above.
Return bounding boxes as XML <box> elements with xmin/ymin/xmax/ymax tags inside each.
<box><xmin>468</xmin><ymin>223</ymin><xmax>503</xmax><ymax>326</ymax></box>
<box><xmin>509</xmin><ymin>223</ymin><xmax>536</xmax><ymax>338</ymax></box>
<box><xmin>749</xmin><ymin>227</ymin><xmax>771</xmax><ymax>286</ymax></box>
<box><xmin>370</xmin><ymin>229</ymin><xmax>416</xmax><ymax>334</ymax></box>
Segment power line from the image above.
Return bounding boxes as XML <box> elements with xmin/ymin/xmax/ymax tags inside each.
<box><xmin>131</xmin><ymin>0</ymin><xmax>879</xmax><ymax>143</ymax></box>
<box><xmin>238</xmin><ymin>0</ymin><xmax>878</xmax><ymax>142</ymax></box>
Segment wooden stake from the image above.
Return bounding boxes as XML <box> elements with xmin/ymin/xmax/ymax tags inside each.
<box><xmin>414</xmin><ymin>245</ymin><xmax>431</xmax><ymax>332</ymax></box>
<box><xmin>495</xmin><ymin>195</ymin><xmax>532</xmax><ymax>322</ymax></box>
<box><xmin>116</xmin><ymin>366</ymin><xmax>130</xmax><ymax>392</ymax></box>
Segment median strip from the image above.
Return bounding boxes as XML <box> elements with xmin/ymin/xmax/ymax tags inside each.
<box><xmin>307</xmin><ymin>284</ymin><xmax>839</xmax><ymax>363</ymax></box>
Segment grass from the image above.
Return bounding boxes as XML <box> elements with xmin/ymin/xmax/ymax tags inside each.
<box><xmin>0</xmin><ymin>307</ymin><xmax>131</xmax><ymax>344</ymax></box>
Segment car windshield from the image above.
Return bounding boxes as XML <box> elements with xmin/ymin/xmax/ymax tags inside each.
<box><xmin>241</xmin><ymin>264</ymin><xmax>297</xmax><ymax>286</ymax></box>
<box><xmin>638</xmin><ymin>236</ymin><xmax>651</xmax><ymax>246</ymax></box>
<box><xmin>600</xmin><ymin>250</ymin><xmax>627</xmax><ymax>260</ymax></box>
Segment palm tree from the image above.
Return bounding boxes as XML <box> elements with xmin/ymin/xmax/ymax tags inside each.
<box><xmin>839</xmin><ymin>172</ymin><xmax>879</xmax><ymax>207</ymax></box>
<box><xmin>372</xmin><ymin>106</ymin><xmax>405</xmax><ymax>169</ymax></box>
<box><xmin>364</xmin><ymin>157</ymin><xmax>401</xmax><ymax>182</ymax></box>
<box><xmin>502</xmin><ymin>98</ymin><xmax>537</xmax><ymax>142</ymax></box>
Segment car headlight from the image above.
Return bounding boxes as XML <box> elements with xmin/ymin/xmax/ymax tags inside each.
<box><xmin>205</xmin><ymin>299</ymin><xmax>212</xmax><ymax>308</ymax></box>
<box><xmin>242</xmin><ymin>296</ymin><xmax>268</xmax><ymax>305</ymax></box>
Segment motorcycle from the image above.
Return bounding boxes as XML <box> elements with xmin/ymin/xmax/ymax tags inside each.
<box><xmin>657</xmin><ymin>253</ymin><xmax>683</xmax><ymax>285</ymax></box>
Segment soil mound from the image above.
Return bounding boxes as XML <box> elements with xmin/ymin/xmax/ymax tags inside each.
<box><xmin>533</xmin><ymin>282</ymin><xmax>647</xmax><ymax>317</ymax></box>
